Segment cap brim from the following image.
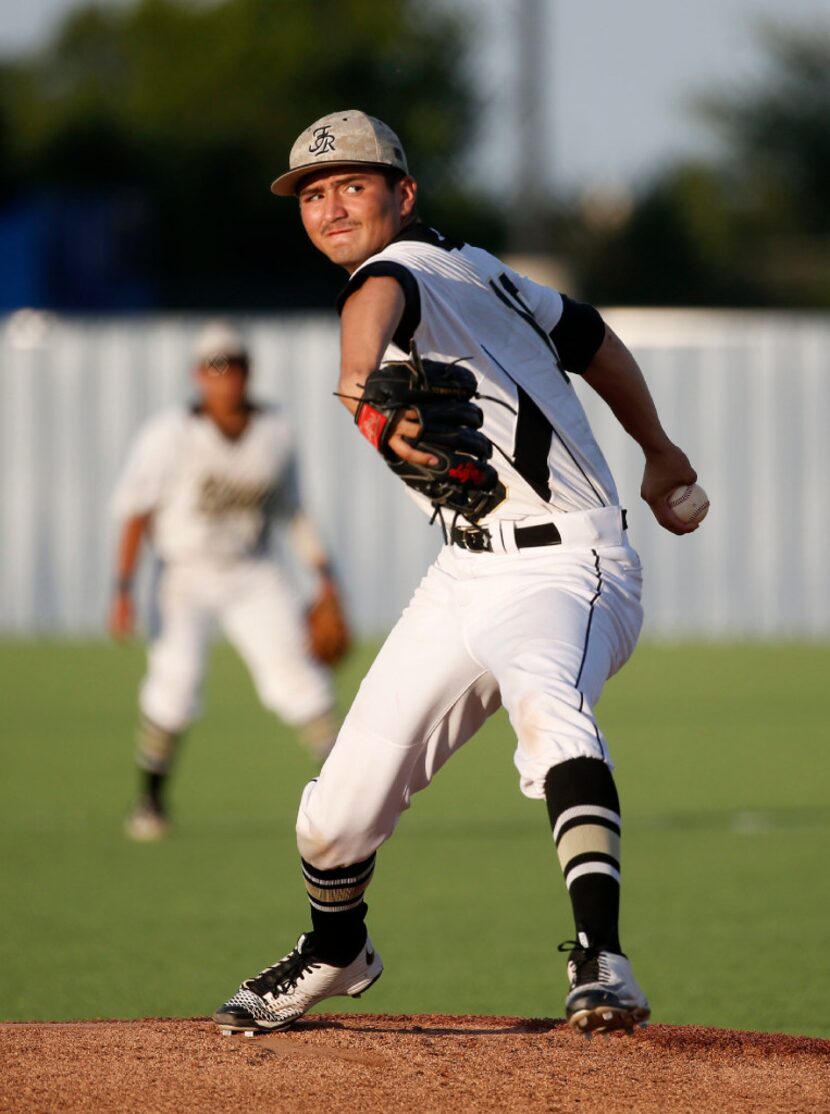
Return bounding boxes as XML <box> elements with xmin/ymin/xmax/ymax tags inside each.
<box><xmin>271</xmin><ymin>160</ymin><xmax>400</xmax><ymax>197</ymax></box>
<box><xmin>195</xmin><ymin>350</ymin><xmax>249</xmax><ymax>365</ymax></box>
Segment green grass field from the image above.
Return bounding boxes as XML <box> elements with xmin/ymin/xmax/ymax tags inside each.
<box><xmin>1</xmin><ymin>639</ymin><xmax>828</xmax><ymax>1037</ymax></box>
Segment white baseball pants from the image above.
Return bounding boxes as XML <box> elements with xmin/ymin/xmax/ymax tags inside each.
<box><xmin>139</xmin><ymin>558</ymin><xmax>333</xmax><ymax>732</ymax></box>
<box><xmin>296</xmin><ymin>508</ymin><xmax>644</xmax><ymax>868</ymax></box>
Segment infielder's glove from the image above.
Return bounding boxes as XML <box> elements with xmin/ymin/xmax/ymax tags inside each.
<box><xmin>306</xmin><ymin>581</ymin><xmax>351</xmax><ymax>667</ymax></box>
<box><xmin>354</xmin><ymin>349</ymin><xmax>505</xmax><ymax>522</ymax></box>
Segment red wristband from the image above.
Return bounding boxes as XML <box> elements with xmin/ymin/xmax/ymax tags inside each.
<box><xmin>355</xmin><ymin>403</ymin><xmax>390</xmax><ymax>450</ymax></box>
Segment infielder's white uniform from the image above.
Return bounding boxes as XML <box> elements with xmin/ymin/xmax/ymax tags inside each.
<box><xmin>112</xmin><ymin>404</ymin><xmax>333</xmax><ymax>734</ymax></box>
<box><xmin>297</xmin><ymin>228</ymin><xmax>643</xmax><ymax>868</ymax></box>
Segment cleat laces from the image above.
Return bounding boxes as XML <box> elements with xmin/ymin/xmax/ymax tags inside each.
<box><xmin>557</xmin><ymin>939</ymin><xmax>602</xmax><ymax>985</ymax></box>
<box><xmin>245</xmin><ymin>937</ymin><xmax>322</xmax><ymax>997</ymax></box>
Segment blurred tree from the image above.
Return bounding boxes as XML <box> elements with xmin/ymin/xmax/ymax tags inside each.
<box><xmin>570</xmin><ymin>22</ymin><xmax>830</xmax><ymax>307</ymax></box>
<box><xmin>570</xmin><ymin>163</ymin><xmax>762</xmax><ymax>307</ymax></box>
<box><xmin>697</xmin><ymin>23</ymin><xmax>830</xmax><ymax>237</ymax></box>
<box><xmin>0</xmin><ymin>0</ymin><xmax>505</xmax><ymax>309</ymax></box>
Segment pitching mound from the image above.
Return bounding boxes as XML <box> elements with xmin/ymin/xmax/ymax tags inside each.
<box><xmin>2</xmin><ymin>1015</ymin><xmax>828</xmax><ymax>1113</ymax></box>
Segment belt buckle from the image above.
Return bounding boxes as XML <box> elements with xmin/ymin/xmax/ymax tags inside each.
<box><xmin>457</xmin><ymin>527</ymin><xmax>491</xmax><ymax>552</ymax></box>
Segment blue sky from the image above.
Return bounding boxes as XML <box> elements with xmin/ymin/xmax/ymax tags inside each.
<box><xmin>464</xmin><ymin>0</ymin><xmax>829</xmax><ymax>195</ymax></box>
<box><xmin>3</xmin><ymin>0</ymin><xmax>828</xmax><ymax>195</ymax></box>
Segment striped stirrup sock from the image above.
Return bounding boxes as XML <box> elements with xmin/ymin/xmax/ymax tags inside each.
<box><xmin>301</xmin><ymin>854</ymin><xmax>375</xmax><ymax>965</ymax></box>
<box><xmin>544</xmin><ymin>757</ymin><xmax>623</xmax><ymax>953</ymax></box>
<box><xmin>135</xmin><ymin>715</ymin><xmax>180</xmax><ymax>775</ymax></box>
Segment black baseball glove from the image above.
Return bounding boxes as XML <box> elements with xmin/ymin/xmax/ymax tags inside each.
<box><xmin>354</xmin><ymin>349</ymin><xmax>505</xmax><ymax>522</ymax></box>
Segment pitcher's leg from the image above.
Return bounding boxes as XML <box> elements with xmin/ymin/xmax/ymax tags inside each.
<box><xmin>475</xmin><ymin>548</ymin><xmax>648</xmax><ymax>1033</ymax></box>
<box><xmin>214</xmin><ymin>564</ymin><xmax>498</xmax><ymax>1033</ymax></box>
<box><xmin>296</xmin><ymin>670</ymin><xmax>499</xmax><ymax>866</ymax></box>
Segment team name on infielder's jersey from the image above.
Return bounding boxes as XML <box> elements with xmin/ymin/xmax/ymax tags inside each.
<box><xmin>198</xmin><ymin>475</ymin><xmax>275</xmax><ymax>516</ymax></box>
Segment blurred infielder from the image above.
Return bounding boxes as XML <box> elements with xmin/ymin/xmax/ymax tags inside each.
<box><xmin>213</xmin><ymin>112</ymin><xmax>700</xmax><ymax>1036</ymax></box>
<box><xmin>109</xmin><ymin>322</ymin><xmax>347</xmax><ymax>841</ymax></box>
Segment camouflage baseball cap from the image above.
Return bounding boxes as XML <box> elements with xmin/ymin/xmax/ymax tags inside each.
<box><xmin>271</xmin><ymin>109</ymin><xmax>409</xmax><ymax>196</ymax></box>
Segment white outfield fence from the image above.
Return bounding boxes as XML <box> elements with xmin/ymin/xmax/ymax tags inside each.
<box><xmin>1</xmin><ymin>308</ymin><xmax>828</xmax><ymax>640</ymax></box>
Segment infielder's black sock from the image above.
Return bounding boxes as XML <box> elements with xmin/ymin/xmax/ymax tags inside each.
<box><xmin>142</xmin><ymin>770</ymin><xmax>167</xmax><ymax>812</ymax></box>
<box><xmin>544</xmin><ymin>757</ymin><xmax>622</xmax><ymax>955</ymax></box>
<box><xmin>135</xmin><ymin>716</ymin><xmax>180</xmax><ymax>812</ymax></box>
<box><xmin>301</xmin><ymin>854</ymin><xmax>374</xmax><ymax>966</ymax></box>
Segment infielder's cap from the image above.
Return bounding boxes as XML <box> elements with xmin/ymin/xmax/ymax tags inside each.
<box><xmin>192</xmin><ymin>321</ymin><xmax>249</xmax><ymax>366</ymax></box>
<box><xmin>271</xmin><ymin>109</ymin><xmax>408</xmax><ymax>197</ymax></box>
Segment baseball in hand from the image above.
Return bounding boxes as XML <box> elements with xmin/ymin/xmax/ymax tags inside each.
<box><xmin>667</xmin><ymin>483</ymin><xmax>709</xmax><ymax>525</ymax></box>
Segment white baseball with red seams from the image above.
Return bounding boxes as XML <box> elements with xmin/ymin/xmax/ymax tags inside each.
<box><xmin>666</xmin><ymin>483</ymin><xmax>709</xmax><ymax>525</ymax></box>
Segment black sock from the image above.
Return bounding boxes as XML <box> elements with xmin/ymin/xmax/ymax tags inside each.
<box><xmin>142</xmin><ymin>770</ymin><xmax>167</xmax><ymax>812</ymax></box>
<box><xmin>544</xmin><ymin>757</ymin><xmax>622</xmax><ymax>954</ymax></box>
<box><xmin>135</xmin><ymin>717</ymin><xmax>180</xmax><ymax>813</ymax></box>
<box><xmin>301</xmin><ymin>855</ymin><xmax>374</xmax><ymax>965</ymax></box>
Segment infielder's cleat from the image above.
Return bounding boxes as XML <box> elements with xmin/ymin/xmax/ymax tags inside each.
<box><xmin>212</xmin><ymin>932</ymin><xmax>383</xmax><ymax>1033</ymax></box>
<box><xmin>560</xmin><ymin>941</ymin><xmax>651</xmax><ymax>1037</ymax></box>
<box><xmin>124</xmin><ymin>797</ymin><xmax>171</xmax><ymax>842</ymax></box>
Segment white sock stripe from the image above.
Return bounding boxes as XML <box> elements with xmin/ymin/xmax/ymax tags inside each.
<box><xmin>565</xmin><ymin>861</ymin><xmax>621</xmax><ymax>887</ymax></box>
<box><xmin>302</xmin><ymin>863</ymin><xmax>375</xmax><ymax>888</ymax></box>
<box><xmin>553</xmin><ymin>805</ymin><xmax>621</xmax><ymax>843</ymax></box>
<box><xmin>306</xmin><ymin>895</ymin><xmax>366</xmax><ymax>913</ymax></box>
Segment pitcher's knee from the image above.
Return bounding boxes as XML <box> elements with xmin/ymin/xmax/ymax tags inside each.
<box><xmin>512</xmin><ymin>685</ymin><xmax>601</xmax><ymax>750</ymax></box>
<box><xmin>296</xmin><ymin>783</ymin><xmax>384</xmax><ymax>868</ymax></box>
<box><xmin>296</xmin><ymin>815</ymin><xmax>379</xmax><ymax>869</ymax></box>
<box><xmin>510</xmin><ymin>687</ymin><xmax>611</xmax><ymax>799</ymax></box>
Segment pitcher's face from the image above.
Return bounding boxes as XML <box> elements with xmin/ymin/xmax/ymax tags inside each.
<box><xmin>297</xmin><ymin>169</ymin><xmax>417</xmax><ymax>273</ymax></box>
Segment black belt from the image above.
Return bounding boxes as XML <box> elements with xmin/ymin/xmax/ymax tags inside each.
<box><xmin>450</xmin><ymin>510</ymin><xmax>627</xmax><ymax>553</ymax></box>
<box><xmin>450</xmin><ymin>522</ymin><xmax>562</xmax><ymax>553</ymax></box>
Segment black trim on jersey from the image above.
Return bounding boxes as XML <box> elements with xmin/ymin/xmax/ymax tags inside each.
<box><xmin>552</xmin><ymin>297</ymin><xmax>606</xmax><ymax>376</ymax></box>
<box><xmin>336</xmin><ymin>261</ymin><xmax>421</xmax><ymax>352</ymax></box>
<box><xmin>479</xmin><ymin>343</ymin><xmax>551</xmax><ymax>501</ymax></box>
<box><xmin>514</xmin><ymin>385</ymin><xmax>556</xmax><ymax>502</ymax></box>
<box><xmin>335</xmin><ymin>222</ymin><xmax>463</xmax><ymax>348</ymax></box>
<box><xmin>390</xmin><ymin>220</ymin><xmax>464</xmax><ymax>251</ymax></box>
<box><xmin>489</xmin><ymin>275</ymin><xmax>570</xmax><ymax>384</ymax></box>
<box><xmin>481</xmin><ymin>343</ymin><xmax>608</xmax><ymax>507</ymax></box>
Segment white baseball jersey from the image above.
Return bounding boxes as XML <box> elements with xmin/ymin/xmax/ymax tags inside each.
<box><xmin>112</xmin><ymin>405</ymin><xmax>300</xmax><ymax>560</ymax></box>
<box><xmin>340</xmin><ymin>224</ymin><xmax>619</xmax><ymax>524</ymax></box>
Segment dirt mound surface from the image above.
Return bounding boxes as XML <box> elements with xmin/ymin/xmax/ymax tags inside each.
<box><xmin>2</xmin><ymin>1015</ymin><xmax>828</xmax><ymax>1113</ymax></box>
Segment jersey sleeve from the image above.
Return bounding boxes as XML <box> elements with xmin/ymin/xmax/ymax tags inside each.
<box><xmin>510</xmin><ymin>269</ymin><xmax>565</xmax><ymax>333</ymax></box>
<box><xmin>551</xmin><ymin>296</ymin><xmax>606</xmax><ymax>375</ymax></box>
<box><xmin>110</xmin><ymin>412</ymin><xmax>183</xmax><ymax>520</ymax></box>
<box><xmin>511</xmin><ymin>270</ymin><xmax>606</xmax><ymax>376</ymax></box>
<box><xmin>336</xmin><ymin>260</ymin><xmax>421</xmax><ymax>352</ymax></box>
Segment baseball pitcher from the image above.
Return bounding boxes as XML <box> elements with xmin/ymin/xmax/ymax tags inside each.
<box><xmin>213</xmin><ymin>113</ymin><xmax>701</xmax><ymax>1036</ymax></box>
<box><xmin>110</xmin><ymin>322</ymin><xmax>348</xmax><ymax>840</ymax></box>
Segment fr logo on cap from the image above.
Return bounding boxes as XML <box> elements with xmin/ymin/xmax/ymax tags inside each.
<box><xmin>308</xmin><ymin>126</ymin><xmax>336</xmax><ymax>156</ymax></box>
<box><xmin>271</xmin><ymin>110</ymin><xmax>409</xmax><ymax>197</ymax></box>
